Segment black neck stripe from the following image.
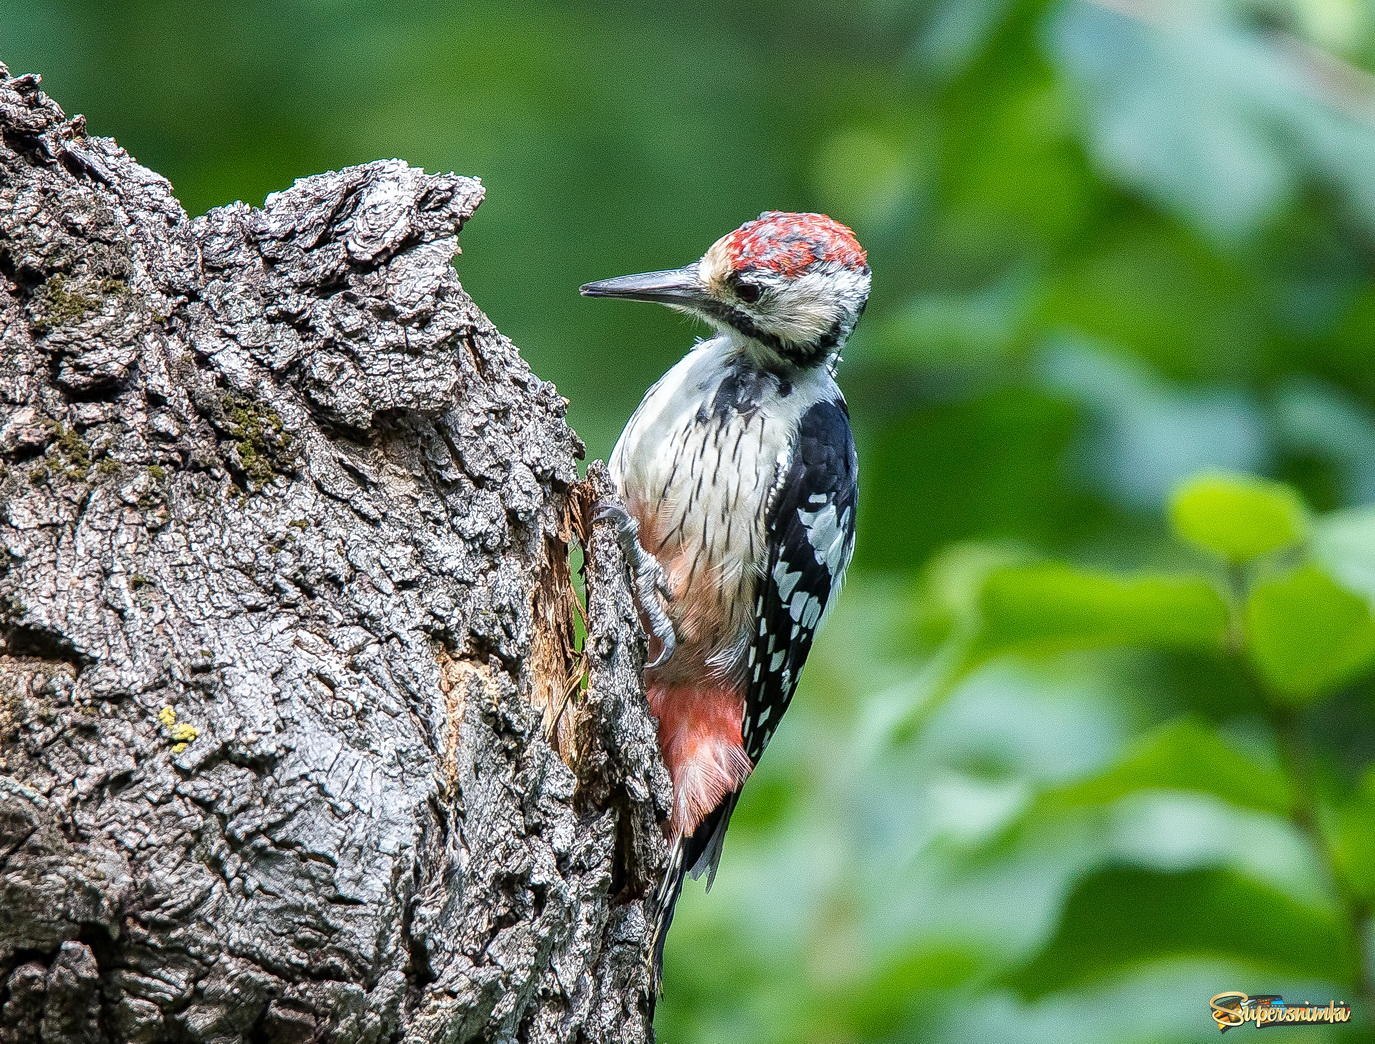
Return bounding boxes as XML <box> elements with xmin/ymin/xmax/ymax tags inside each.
<box><xmin>704</xmin><ymin>301</ymin><xmax>844</xmax><ymax>369</ymax></box>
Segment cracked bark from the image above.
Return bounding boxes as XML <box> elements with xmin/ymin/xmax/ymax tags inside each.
<box><xmin>0</xmin><ymin>61</ymin><xmax>669</xmax><ymax>1044</ymax></box>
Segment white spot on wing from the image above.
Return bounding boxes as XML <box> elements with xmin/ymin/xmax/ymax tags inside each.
<box><xmin>773</xmin><ymin>560</ymin><xmax>802</xmax><ymax>602</ymax></box>
<box><xmin>797</xmin><ymin>503</ymin><xmax>853</xmax><ymax>578</ymax></box>
<box><xmin>789</xmin><ymin>594</ymin><xmax>819</xmax><ymax>625</ymax></box>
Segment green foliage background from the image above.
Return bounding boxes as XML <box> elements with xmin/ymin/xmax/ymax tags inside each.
<box><xmin>9</xmin><ymin>1</ymin><xmax>1375</xmax><ymax>1039</ymax></box>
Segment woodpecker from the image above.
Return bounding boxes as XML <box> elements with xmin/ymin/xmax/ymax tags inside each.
<box><xmin>581</xmin><ymin>211</ymin><xmax>868</xmax><ymax>987</ymax></box>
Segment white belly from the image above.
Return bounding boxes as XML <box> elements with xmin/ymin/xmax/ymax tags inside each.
<box><xmin>610</xmin><ymin>336</ymin><xmax>836</xmax><ymax>679</ymax></box>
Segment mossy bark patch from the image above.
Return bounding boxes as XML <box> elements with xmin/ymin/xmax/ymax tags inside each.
<box><xmin>30</xmin><ymin>273</ymin><xmax>131</xmax><ymax>333</ymax></box>
<box><xmin>216</xmin><ymin>389</ymin><xmax>296</xmax><ymax>488</ymax></box>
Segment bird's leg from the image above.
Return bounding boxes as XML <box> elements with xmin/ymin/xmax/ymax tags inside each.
<box><xmin>595</xmin><ymin>502</ymin><xmax>677</xmax><ymax>669</ymax></box>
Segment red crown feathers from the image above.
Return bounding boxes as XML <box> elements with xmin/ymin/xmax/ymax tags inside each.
<box><xmin>719</xmin><ymin>212</ymin><xmax>868</xmax><ymax>278</ymax></box>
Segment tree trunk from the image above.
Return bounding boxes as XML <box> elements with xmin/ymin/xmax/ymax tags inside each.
<box><xmin>0</xmin><ymin>61</ymin><xmax>667</xmax><ymax>1043</ymax></box>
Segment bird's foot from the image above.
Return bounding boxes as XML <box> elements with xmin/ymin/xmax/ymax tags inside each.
<box><xmin>595</xmin><ymin>502</ymin><xmax>677</xmax><ymax>669</ymax></box>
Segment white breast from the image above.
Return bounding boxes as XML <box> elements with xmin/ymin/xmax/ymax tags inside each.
<box><xmin>610</xmin><ymin>335</ymin><xmax>836</xmax><ymax>678</ymax></box>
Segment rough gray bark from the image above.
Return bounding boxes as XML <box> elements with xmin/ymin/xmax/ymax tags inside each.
<box><xmin>0</xmin><ymin>61</ymin><xmax>668</xmax><ymax>1043</ymax></box>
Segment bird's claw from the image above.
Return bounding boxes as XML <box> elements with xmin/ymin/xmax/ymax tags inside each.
<box><xmin>645</xmin><ymin>620</ymin><xmax>676</xmax><ymax>670</ymax></box>
<box><xmin>595</xmin><ymin>500</ymin><xmax>677</xmax><ymax>669</ymax></box>
<box><xmin>593</xmin><ymin>502</ymin><xmax>629</xmax><ymax>527</ymax></box>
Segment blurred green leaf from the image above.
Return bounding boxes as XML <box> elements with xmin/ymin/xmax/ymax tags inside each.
<box><xmin>1332</xmin><ymin>769</ymin><xmax>1375</xmax><ymax>904</ymax></box>
<box><xmin>1047</xmin><ymin>717</ymin><xmax>1290</xmax><ymax>817</ymax></box>
<box><xmin>868</xmin><ymin>267</ymin><xmax>1037</xmax><ymax>366</ymax></box>
<box><xmin>1315</xmin><ymin>504</ymin><xmax>1375</xmax><ymax>604</ymax></box>
<box><xmin>1041</xmin><ymin>342</ymin><xmax>1272</xmax><ymax>512</ymax></box>
<box><xmin>1169</xmin><ymin>473</ymin><xmax>1308</xmax><ymax>562</ymax></box>
<box><xmin>861</xmin><ymin>386</ymin><xmax>1087</xmax><ymax>574</ymax></box>
<box><xmin>1274</xmin><ymin>378</ymin><xmax>1375</xmax><ymax>505</ymax></box>
<box><xmin>1244</xmin><ymin>563</ymin><xmax>1375</xmax><ymax>702</ymax></box>
<box><xmin>1008</xmin><ymin>866</ymin><xmax>1354</xmax><ymax>1000</ymax></box>
<box><xmin>830</xmin><ymin>944</ymin><xmax>985</xmax><ymax>1038</ymax></box>
<box><xmin>909</xmin><ymin>542</ymin><xmax>1030</xmax><ymax>648</ymax></box>
<box><xmin>969</xmin><ymin>564</ymin><xmax>1229</xmax><ymax>659</ymax></box>
<box><xmin>1051</xmin><ymin>1</ymin><xmax>1375</xmax><ymax>243</ymax></box>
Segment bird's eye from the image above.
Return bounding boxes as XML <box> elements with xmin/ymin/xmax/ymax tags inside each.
<box><xmin>735</xmin><ymin>281</ymin><xmax>763</xmax><ymax>305</ymax></box>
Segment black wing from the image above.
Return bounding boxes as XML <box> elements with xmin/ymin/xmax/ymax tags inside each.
<box><xmin>683</xmin><ymin>395</ymin><xmax>858</xmax><ymax>884</ymax></box>
<box><xmin>742</xmin><ymin>395</ymin><xmax>858</xmax><ymax>763</ymax></box>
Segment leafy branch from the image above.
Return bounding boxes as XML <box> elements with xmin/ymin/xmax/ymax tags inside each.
<box><xmin>901</xmin><ymin>472</ymin><xmax>1375</xmax><ymax>1011</ymax></box>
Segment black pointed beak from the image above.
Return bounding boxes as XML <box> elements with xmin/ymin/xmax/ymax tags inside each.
<box><xmin>579</xmin><ymin>265</ymin><xmax>707</xmax><ymax>307</ymax></box>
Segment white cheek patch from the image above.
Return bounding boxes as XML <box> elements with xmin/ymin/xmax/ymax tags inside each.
<box><xmin>750</xmin><ymin>265</ymin><xmax>870</xmax><ymax>346</ymax></box>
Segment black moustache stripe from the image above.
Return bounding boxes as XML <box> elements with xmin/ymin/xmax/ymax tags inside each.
<box><xmin>704</xmin><ymin>301</ymin><xmax>845</xmax><ymax>368</ymax></box>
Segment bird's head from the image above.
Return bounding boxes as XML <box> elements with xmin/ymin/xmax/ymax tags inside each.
<box><xmin>581</xmin><ymin>211</ymin><xmax>870</xmax><ymax>368</ymax></box>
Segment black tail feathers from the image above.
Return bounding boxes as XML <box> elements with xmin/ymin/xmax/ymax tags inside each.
<box><xmin>649</xmin><ymin>841</ymin><xmax>686</xmax><ymax>995</ymax></box>
<box><xmin>648</xmin><ymin>794</ymin><xmax>741</xmax><ymax>993</ymax></box>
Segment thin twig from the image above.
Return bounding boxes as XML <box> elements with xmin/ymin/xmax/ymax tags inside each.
<box><xmin>1269</xmin><ymin>701</ymin><xmax>1373</xmax><ymax>1009</ymax></box>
